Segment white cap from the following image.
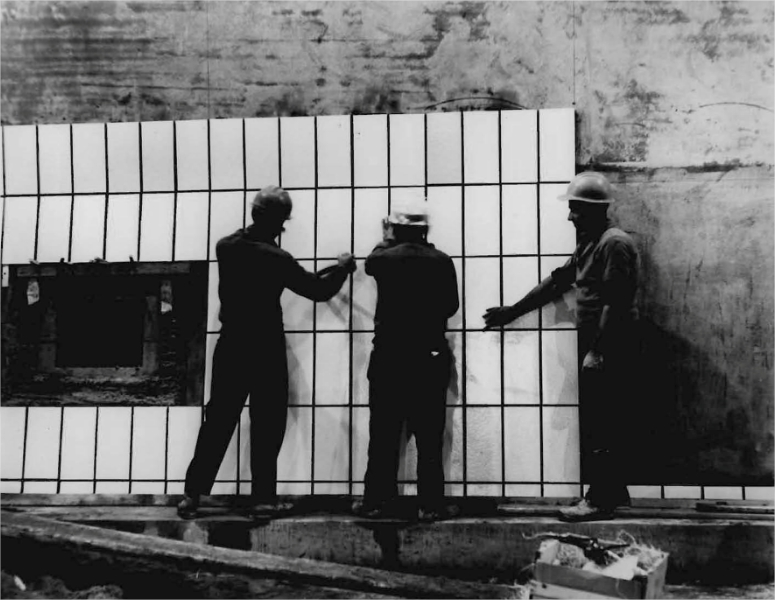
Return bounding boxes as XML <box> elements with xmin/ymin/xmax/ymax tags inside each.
<box><xmin>387</xmin><ymin>198</ymin><xmax>429</xmax><ymax>227</ymax></box>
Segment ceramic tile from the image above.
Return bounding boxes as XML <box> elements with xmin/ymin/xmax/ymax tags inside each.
<box><xmin>4</xmin><ymin>125</ymin><xmax>38</xmax><ymax>195</ymax></box>
<box><xmin>278</xmin><ymin>482</ymin><xmax>313</xmax><ymax>495</ymax></box>
<box><xmin>280</xmin><ymin>259</ymin><xmax>315</xmax><ymax>330</ymax></box>
<box><xmin>351</xmin><ymin>333</ymin><xmax>372</xmax><ymax>407</ymax></box>
<box><xmin>389</xmin><ymin>113</ymin><xmax>425</xmax><ymax>186</ymax></box>
<box><xmin>427</xmin><ymin>113</ymin><xmax>462</xmax><ymax>184</ymax></box>
<box><xmin>353</xmin><ymin>114</ymin><xmax>388</xmax><ymax>187</ymax></box>
<box><xmin>353</xmin><ymin>188</ymin><xmax>389</xmax><ymax>258</ymax></box>
<box><xmin>315</xmin><ymin>483</ymin><xmax>349</xmax><ymax>494</ymax></box>
<box><xmin>2</xmin><ymin>196</ymin><xmax>38</xmax><ymax>264</ymax></box>
<box><xmin>313</xmin><ymin>407</ymin><xmax>350</xmax><ymax>482</ymax></box>
<box><xmin>315</xmin><ymin>259</ymin><xmax>350</xmax><ymax>330</ymax></box>
<box><xmin>444</xmin><ymin>407</ymin><xmax>464</xmax><ymax>481</ymax></box>
<box><xmin>70</xmin><ymin>195</ymin><xmax>106</xmax><ymax>263</ymax></box>
<box><xmin>503</xmin><ymin>331</ymin><xmax>540</xmax><ymax>404</ymax></box>
<box><xmin>95</xmin><ymin>481</ymin><xmax>130</xmax><ymax>494</ymax></box>
<box><xmin>502</xmin><ymin>185</ymin><xmax>538</xmax><ymax>255</ymax></box>
<box><xmin>501</xmin><ymin>110</ymin><xmax>538</xmax><ymax>183</ymax></box>
<box><xmin>175</xmin><ymin>120</ymin><xmax>209</xmax><ymax>191</ymax></box>
<box><xmin>317</xmin><ymin>115</ymin><xmax>351</xmax><ymax>188</ymax></box>
<box><xmin>214</xmin><ymin>426</ymin><xmax>238</xmax><ymax>482</ymax></box>
<box><xmin>352</xmin><ymin>406</ymin><xmax>370</xmax><ymax>481</ymax></box>
<box><xmin>207</xmin><ymin>262</ymin><xmax>220</xmax><ymax>332</ymax></box>
<box><xmin>538</xmin><ymin>109</ymin><xmax>575</xmax><ymax>182</ymax></box>
<box><xmin>745</xmin><ymin>487</ymin><xmax>775</xmax><ymax>501</ymax></box>
<box><xmin>539</xmin><ymin>183</ymin><xmax>576</xmax><ymax>255</ymax></box>
<box><xmin>426</xmin><ymin>187</ymin><xmax>462</xmax><ymax>257</ymax></box>
<box><xmin>107</xmin><ymin>122</ymin><xmax>141</xmax><ymax>193</ymax></box>
<box><xmin>445</xmin><ymin>483</ymin><xmax>464</xmax><ymax>497</ymax></box>
<box><xmin>446</xmin><ymin>333</ymin><xmax>463</xmax><ymax>406</ymax></box>
<box><xmin>315</xmin><ymin>333</ymin><xmax>350</xmax><ymax>405</ymax></box>
<box><xmin>95</xmin><ymin>407</ymin><xmax>131</xmax><ymax>480</ymax></box>
<box><xmin>316</xmin><ymin>189</ymin><xmax>352</xmax><ymax>259</ymax></box>
<box><xmin>36</xmin><ymin>195</ymin><xmax>71</xmax><ymax>262</ymax></box>
<box><xmin>463</xmin><ymin>112</ymin><xmax>499</xmax><ymax>184</ymax></box>
<box><xmin>105</xmin><ymin>194</ymin><xmax>140</xmax><ymax>262</ymax></box>
<box><xmin>38</xmin><ymin>124</ymin><xmax>72</xmax><ymax>194</ymax></box>
<box><xmin>141</xmin><ymin>121</ymin><xmax>175</xmax><ymax>192</ymax></box>
<box><xmin>204</xmin><ymin>334</ymin><xmax>219</xmax><ymax>402</ymax></box>
<box><xmin>502</xmin><ymin>257</ymin><xmax>540</xmax><ymax>329</ymax></box>
<box><xmin>72</xmin><ymin>123</ymin><xmax>107</xmax><ymax>193</ymax></box>
<box><xmin>628</xmin><ymin>486</ymin><xmax>663</xmax><ymax>499</ymax></box>
<box><xmin>277</xmin><ymin>406</ymin><xmax>313</xmax><ymax>481</ymax></box>
<box><xmin>465</xmin><ymin>332</ymin><xmax>501</xmax><ymax>405</ymax></box>
<box><xmin>166</xmin><ymin>407</ymin><xmax>202</xmax><ymax>481</ymax></box>
<box><xmin>541</xmin><ymin>330</ymin><xmax>578</xmax><ymax>405</ymax></box>
<box><xmin>504</xmin><ymin>407</ymin><xmax>541</xmax><ymax>481</ymax></box>
<box><xmin>280</xmin><ymin>117</ymin><xmax>315</xmax><ymax>188</ymax></box>
<box><xmin>464</xmin><ymin>185</ymin><xmax>500</xmax><ymax>256</ymax></box>
<box><xmin>279</xmin><ymin>189</ymin><xmax>315</xmax><ymax>259</ymax></box>
<box><xmin>1</xmin><ymin>408</ymin><xmax>26</xmax><ymax>479</ymax></box>
<box><xmin>130</xmin><ymin>481</ymin><xmax>166</xmax><ymax>494</ymax></box>
<box><xmin>131</xmin><ymin>407</ymin><xmax>167</xmax><ymax>481</ymax></box>
<box><xmin>540</xmin><ymin>255</ymin><xmax>577</xmax><ymax>328</ymax></box>
<box><xmin>449</xmin><ymin>259</ymin><xmax>463</xmax><ymax>330</ymax></box>
<box><xmin>23</xmin><ymin>407</ymin><xmax>61</xmax><ymax>480</ymax></box>
<box><xmin>23</xmin><ymin>481</ymin><xmax>58</xmax><ymax>494</ymax></box>
<box><xmin>542</xmin><ymin>406</ymin><xmax>580</xmax><ymax>482</ymax></box>
<box><xmin>166</xmin><ymin>481</ymin><xmax>185</xmax><ymax>494</ymax></box>
<box><xmin>58</xmin><ymin>481</ymin><xmax>94</xmax><ymax>494</ymax></box>
<box><xmin>467</xmin><ymin>483</ymin><xmax>502</xmax><ymax>497</ymax></box>
<box><xmin>505</xmin><ymin>484</ymin><xmax>542</xmax><ymax>497</ymax></box>
<box><xmin>397</xmin><ymin>431</ymin><xmax>418</xmax><ymax>483</ymax></box>
<box><xmin>664</xmin><ymin>486</ymin><xmax>703</xmax><ymax>499</ymax></box>
<box><xmin>543</xmin><ymin>484</ymin><xmax>581</xmax><ymax>498</ymax></box>
<box><xmin>174</xmin><ymin>192</ymin><xmax>209</xmax><ymax>261</ymax></box>
<box><xmin>139</xmin><ymin>193</ymin><xmax>174</xmax><ymax>261</ymax></box>
<box><xmin>245</xmin><ymin>118</ymin><xmax>280</xmax><ymax>189</ymax></box>
<box><xmin>208</xmin><ymin>191</ymin><xmax>244</xmax><ymax>259</ymax></box>
<box><xmin>210</xmin><ymin>481</ymin><xmax>237</xmax><ymax>495</ymax></box>
<box><xmin>286</xmin><ymin>333</ymin><xmax>313</xmax><ymax>406</ymax></box>
<box><xmin>351</xmin><ymin>267</ymin><xmax>377</xmax><ymax>331</ymax></box>
<box><xmin>464</xmin><ymin>257</ymin><xmax>500</xmax><ymax>329</ymax></box>
<box><xmin>60</xmin><ymin>407</ymin><xmax>97</xmax><ymax>480</ymax></box>
<box><xmin>465</xmin><ymin>407</ymin><xmax>502</xmax><ymax>482</ymax></box>
<box><xmin>209</xmin><ymin>118</ymin><xmax>244</xmax><ymax>190</ymax></box>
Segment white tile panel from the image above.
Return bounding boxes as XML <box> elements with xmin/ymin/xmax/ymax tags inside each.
<box><xmin>3</xmin><ymin>196</ymin><xmax>38</xmax><ymax>264</ymax></box>
<box><xmin>174</xmin><ymin>191</ymin><xmax>209</xmax><ymax>261</ymax></box>
<box><xmin>207</xmin><ymin>261</ymin><xmax>220</xmax><ymax>332</ymax></box>
<box><xmin>279</xmin><ymin>189</ymin><xmax>315</xmax><ymax>259</ymax></box>
<box><xmin>543</xmin><ymin>484</ymin><xmax>581</xmax><ymax>498</ymax></box>
<box><xmin>464</xmin><ymin>185</ymin><xmax>500</xmax><ymax>256</ymax></box>
<box><xmin>245</xmin><ymin>118</ymin><xmax>280</xmax><ymax>189</ymax></box>
<box><xmin>23</xmin><ymin>407</ymin><xmax>61</xmax><ymax>480</ymax></box>
<box><xmin>467</xmin><ymin>483</ymin><xmax>502</xmax><ymax>496</ymax></box>
<box><xmin>107</xmin><ymin>122</ymin><xmax>141</xmax><ymax>193</ymax></box>
<box><xmin>316</xmin><ymin>188</ymin><xmax>352</xmax><ymax>259</ymax></box>
<box><xmin>449</xmin><ymin>258</ymin><xmax>463</xmax><ymax>330</ymax></box>
<box><xmin>427</xmin><ymin>113</ymin><xmax>462</xmax><ymax>184</ymax></box>
<box><xmin>280</xmin><ymin>117</ymin><xmax>315</xmax><ymax>188</ymax></box>
<box><xmin>36</xmin><ymin>195</ymin><xmax>71</xmax><ymax>262</ymax></box>
<box><xmin>315</xmin><ymin>333</ymin><xmax>350</xmax><ymax>405</ymax></box>
<box><xmin>315</xmin><ymin>259</ymin><xmax>350</xmax><ymax>330</ymax></box>
<box><xmin>502</xmin><ymin>185</ymin><xmax>538</xmax><ymax>255</ymax></box>
<box><xmin>313</xmin><ymin>406</ymin><xmax>350</xmax><ymax>482</ymax></box>
<box><xmin>277</xmin><ymin>406</ymin><xmax>313</xmax><ymax>481</ymax></box>
<box><xmin>211</xmin><ymin>481</ymin><xmax>237</xmax><ymax>495</ymax></box>
<box><xmin>539</xmin><ymin>109</ymin><xmax>575</xmax><ymax>182</ymax></box>
<box><xmin>426</xmin><ymin>186</ymin><xmax>462</xmax><ymax>257</ymax></box>
<box><xmin>167</xmin><ymin>407</ymin><xmax>202</xmax><ymax>481</ymax></box>
<box><xmin>4</xmin><ymin>125</ymin><xmax>38</xmax><ymax>195</ymax></box>
<box><xmin>541</xmin><ymin>255</ymin><xmax>577</xmax><ymax>328</ymax></box>
<box><xmin>463</xmin><ymin>111</ymin><xmax>499</xmax><ymax>184</ymax></box>
<box><xmin>465</xmin><ymin>332</ymin><xmax>501</xmax><ymax>405</ymax></box>
<box><xmin>390</xmin><ymin>187</ymin><xmax>425</xmax><ymax>211</ymax></box>
<box><xmin>139</xmin><ymin>193</ymin><xmax>174</xmax><ymax>261</ymax></box>
<box><xmin>238</xmin><ymin>407</ymin><xmax>251</xmax><ymax>482</ymax></box>
<box><xmin>1</xmin><ymin>408</ymin><xmax>26</xmax><ymax>479</ymax></box>
<box><xmin>38</xmin><ymin>124</ymin><xmax>72</xmax><ymax>194</ymax></box>
<box><xmin>96</xmin><ymin>407</ymin><xmax>131</xmax><ymax>480</ymax></box>
<box><xmin>503</xmin><ymin>257</ymin><xmax>540</xmax><ymax>329</ymax></box>
<box><xmin>352</xmin><ymin>406</ymin><xmax>370</xmax><ymax>482</ymax></box>
<box><xmin>464</xmin><ymin>257</ymin><xmax>500</xmax><ymax>329</ymax></box>
<box><xmin>444</xmin><ymin>406</ymin><xmax>464</xmax><ymax>481</ymax></box>
<box><xmin>502</xmin><ymin>110</ymin><xmax>538</xmax><ymax>183</ymax></box>
<box><xmin>542</xmin><ymin>406</ymin><xmax>580</xmax><ymax>482</ymax></box>
<box><xmin>23</xmin><ymin>481</ymin><xmax>58</xmax><ymax>494</ymax></box>
<box><xmin>398</xmin><ymin>434</ymin><xmax>417</xmax><ymax>483</ymax></box>
<box><xmin>209</xmin><ymin>118</ymin><xmax>244</xmax><ymax>190</ymax></box>
<box><xmin>166</xmin><ymin>481</ymin><xmax>185</xmax><ymax>494</ymax></box>
<box><xmin>505</xmin><ymin>484</ymin><xmax>542</xmax><ymax>497</ymax></box>
<box><xmin>215</xmin><ymin>426</ymin><xmax>238</xmax><ymax>482</ymax></box>
<box><xmin>281</xmin><ymin>259</ymin><xmax>315</xmax><ymax>331</ymax></box>
<box><xmin>105</xmin><ymin>194</ymin><xmax>140</xmax><ymax>262</ymax></box>
<box><xmin>72</xmin><ymin>123</ymin><xmax>107</xmax><ymax>193</ymax></box>
<box><xmin>130</xmin><ymin>481</ymin><xmax>166</xmax><ymax>494</ymax></box>
<box><xmin>70</xmin><ymin>195</ymin><xmax>106</xmax><ymax>263</ymax></box>
<box><xmin>175</xmin><ymin>120</ymin><xmax>209</xmax><ymax>191</ymax></box>
<box><xmin>540</xmin><ymin>183</ymin><xmax>576</xmax><ymax>255</ymax></box>
<box><xmin>351</xmin><ymin>267</ymin><xmax>377</xmax><ymax>331</ymax></box>
<box><xmin>204</xmin><ymin>334</ymin><xmax>218</xmax><ymax>402</ymax></box>
<box><xmin>141</xmin><ymin>121</ymin><xmax>175</xmax><ymax>192</ymax></box>
<box><xmin>287</xmin><ymin>333</ymin><xmax>313</xmax><ymax>406</ymax></box>
<box><xmin>131</xmin><ymin>407</ymin><xmax>167</xmax><ymax>481</ymax></box>
<box><xmin>352</xmin><ymin>333</ymin><xmax>372</xmax><ymax>406</ymax></box>
<box><xmin>541</xmin><ymin>330</ymin><xmax>578</xmax><ymax>405</ymax></box>
<box><xmin>745</xmin><ymin>487</ymin><xmax>775</xmax><ymax>501</ymax></box>
<box><xmin>317</xmin><ymin>115</ymin><xmax>351</xmax><ymax>187</ymax></box>
<box><xmin>353</xmin><ymin>188</ymin><xmax>388</xmax><ymax>258</ymax></box>
<box><xmin>60</xmin><ymin>407</ymin><xmax>97</xmax><ymax>480</ymax></box>
<box><xmin>389</xmin><ymin>113</ymin><xmax>425</xmax><ymax>186</ymax></box>
<box><xmin>503</xmin><ymin>331</ymin><xmax>540</xmax><ymax>404</ymax></box>
<box><xmin>353</xmin><ymin>114</ymin><xmax>388</xmax><ymax>187</ymax></box>
<box><xmin>208</xmin><ymin>191</ymin><xmax>243</xmax><ymax>259</ymax></box>
<box><xmin>58</xmin><ymin>481</ymin><xmax>94</xmax><ymax>494</ymax></box>
<box><xmin>466</xmin><ymin>407</ymin><xmax>502</xmax><ymax>482</ymax></box>
<box><xmin>95</xmin><ymin>481</ymin><xmax>129</xmax><ymax>494</ymax></box>
<box><xmin>628</xmin><ymin>485</ymin><xmax>663</xmax><ymax>499</ymax></box>
<box><xmin>664</xmin><ymin>486</ymin><xmax>703</xmax><ymax>499</ymax></box>
<box><xmin>315</xmin><ymin>482</ymin><xmax>349</xmax><ymax>494</ymax></box>
<box><xmin>504</xmin><ymin>407</ymin><xmax>541</xmax><ymax>481</ymax></box>
<box><xmin>278</xmin><ymin>482</ymin><xmax>313</xmax><ymax>495</ymax></box>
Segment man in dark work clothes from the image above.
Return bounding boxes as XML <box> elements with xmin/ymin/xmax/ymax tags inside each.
<box><xmin>178</xmin><ymin>186</ymin><xmax>356</xmax><ymax>519</ymax></box>
<box><xmin>484</xmin><ymin>172</ymin><xmax>639</xmax><ymax>522</ymax></box>
<box><xmin>354</xmin><ymin>199</ymin><xmax>460</xmax><ymax>522</ymax></box>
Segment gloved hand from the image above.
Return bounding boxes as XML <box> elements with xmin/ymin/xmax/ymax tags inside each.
<box><xmin>382</xmin><ymin>218</ymin><xmax>395</xmax><ymax>243</ymax></box>
<box><xmin>582</xmin><ymin>349</ymin><xmax>604</xmax><ymax>371</ymax></box>
<box><xmin>483</xmin><ymin>306</ymin><xmax>517</xmax><ymax>329</ymax></box>
<box><xmin>337</xmin><ymin>252</ymin><xmax>357</xmax><ymax>274</ymax></box>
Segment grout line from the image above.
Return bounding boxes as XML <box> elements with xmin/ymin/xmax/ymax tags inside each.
<box><xmin>19</xmin><ymin>408</ymin><xmax>30</xmax><ymax>493</ymax></box>
<box><xmin>163</xmin><ymin>407</ymin><xmax>170</xmax><ymax>494</ymax></box>
<box><xmin>92</xmin><ymin>407</ymin><xmax>100</xmax><ymax>494</ymax></box>
<box><xmin>459</xmin><ymin>111</ymin><xmax>468</xmax><ymax>497</ymax></box>
<box><xmin>206</xmin><ymin>120</ymin><xmax>213</xmax><ymax>261</ymax></box>
<box><xmin>171</xmin><ymin>122</ymin><xmax>179</xmax><ymax>262</ymax></box>
<box><xmin>55</xmin><ymin>408</ymin><xmax>64</xmax><ymax>493</ymax></box>
<box><xmin>498</xmin><ymin>110</ymin><xmax>506</xmax><ymax>498</ymax></box>
<box><xmin>137</xmin><ymin>122</ymin><xmax>144</xmax><ymax>261</ymax></box>
<box><xmin>348</xmin><ymin>113</ymin><xmax>355</xmax><ymax>497</ymax></box>
<box><xmin>128</xmin><ymin>407</ymin><xmax>135</xmax><ymax>493</ymax></box>
<box><xmin>67</xmin><ymin>125</ymin><xmax>75</xmax><ymax>263</ymax></box>
<box><xmin>102</xmin><ymin>124</ymin><xmax>109</xmax><ymax>260</ymax></box>
<box><xmin>310</xmin><ymin>116</ymin><xmax>318</xmax><ymax>494</ymax></box>
<box><xmin>536</xmin><ymin>111</ymin><xmax>545</xmax><ymax>498</ymax></box>
<box><xmin>242</xmin><ymin>119</ymin><xmax>248</xmax><ymax>229</ymax></box>
<box><xmin>33</xmin><ymin>126</ymin><xmax>41</xmax><ymax>261</ymax></box>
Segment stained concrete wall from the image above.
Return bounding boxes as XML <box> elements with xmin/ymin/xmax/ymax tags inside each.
<box><xmin>1</xmin><ymin>0</ymin><xmax>772</xmax><ymax>484</ymax></box>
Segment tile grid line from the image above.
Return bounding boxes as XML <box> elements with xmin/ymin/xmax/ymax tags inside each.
<box><xmin>236</xmin><ymin>119</ymin><xmax>247</xmax><ymax>493</ymax></box>
<box><xmin>459</xmin><ymin>112</ymin><xmax>468</xmax><ymax>496</ymax></box>
<box><xmin>33</xmin><ymin>126</ymin><xmax>41</xmax><ymax>261</ymax></box>
<box><xmin>348</xmin><ymin>115</ymin><xmax>356</xmax><ymax>496</ymax></box>
<box><xmin>536</xmin><ymin>113</ymin><xmax>545</xmax><ymax>498</ymax></box>
<box><xmin>102</xmin><ymin>124</ymin><xmax>110</xmax><ymax>260</ymax></box>
<box><xmin>92</xmin><ymin>407</ymin><xmax>100</xmax><ymax>494</ymax></box>
<box><xmin>498</xmin><ymin>111</ymin><xmax>506</xmax><ymax>497</ymax></box>
<box><xmin>67</xmin><ymin>125</ymin><xmax>75</xmax><ymax>263</ymax></box>
<box><xmin>136</xmin><ymin>123</ymin><xmax>144</xmax><ymax>262</ymax></box>
<box><xmin>310</xmin><ymin>117</ymin><xmax>318</xmax><ymax>494</ymax></box>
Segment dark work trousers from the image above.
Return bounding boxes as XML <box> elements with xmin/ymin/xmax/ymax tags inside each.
<box><xmin>577</xmin><ymin>322</ymin><xmax>638</xmax><ymax>508</ymax></box>
<box><xmin>363</xmin><ymin>342</ymin><xmax>452</xmax><ymax>510</ymax></box>
<box><xmin>184</xmin><ymin>331</ymin><xmax>289</xmax><ymax>502</ymax></box>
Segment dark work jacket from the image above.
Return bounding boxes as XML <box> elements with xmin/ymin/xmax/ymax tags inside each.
<box><xmin>216</xmin><ymin>226</ymin><xmax>349</xmax><ymax>339</ymax></box>
<box><xmin>365</xmin><ymin>240</ymin><xmax>459</xmax><ymax>350</ymax></box>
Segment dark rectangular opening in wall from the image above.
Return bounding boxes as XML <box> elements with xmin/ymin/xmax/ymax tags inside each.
<box><xmin>1</xmin><ymin>262</ymin><xmax>208</xmax><ymax>406</ymax></box>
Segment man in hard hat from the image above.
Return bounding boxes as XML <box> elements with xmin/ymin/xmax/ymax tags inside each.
<box><xmin>355</xmin><ymin>199</ymin><xmax>459</xmax><ymax>522</ymax></box>
<box><xmin>178</xmin><ymin>185</ymin><xmax>356</xmax><ymax>520</ymax></box>
<box><xmin>484</xmin><ymin>172</ymin><xmax>639</xmax><ymax>522</ymax></box>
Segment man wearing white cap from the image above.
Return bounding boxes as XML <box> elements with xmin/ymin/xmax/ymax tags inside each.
<box><xmin>354</xmin><ymin>198</ymin><xmax>459</xmax><ymax>522</ymax></box>
<box><xmin>178</xmin><ymin>185</ymin><xmax>356</xmax><ymax>519</ymax></box>
<box><xmin>484</xmin><ymin>172</ymin><xmax>639</xmax><ymax>522</ymax></box>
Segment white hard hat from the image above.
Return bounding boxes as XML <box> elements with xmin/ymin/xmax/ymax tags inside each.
<box><xmin>387</xmin><ymin>198</ymin><xmax>429</xmax><ymax>227</ymax></box>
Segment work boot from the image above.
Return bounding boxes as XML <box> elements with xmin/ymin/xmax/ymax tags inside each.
<box><xmin>177</xmin><ymin>494</ymin><xmax>200</xmax><ymax>520</ymax></box>
<box><xmin>558</xmin><ymin>498</ymin><xmax>614</xmax><ymax>522</ymax></box>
